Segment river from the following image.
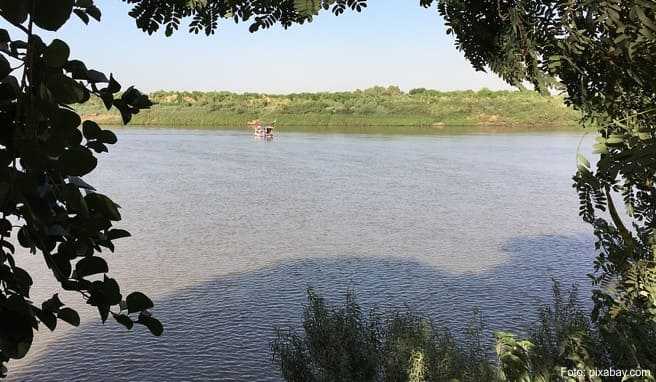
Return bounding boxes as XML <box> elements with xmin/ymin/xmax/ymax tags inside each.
<box><xmin>9</xmin><ymin>128</ymin><xmax>595</xmax><ymax>381</ymax></box>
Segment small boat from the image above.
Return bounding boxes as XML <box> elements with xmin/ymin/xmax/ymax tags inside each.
<box><xmin>252</xmin><ymin>120</ymin><xmax>275</xmax><ymax>139</ymax></box>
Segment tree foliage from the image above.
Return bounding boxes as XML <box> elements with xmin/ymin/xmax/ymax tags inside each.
<box><xmin>0</xmin><ymin>0</ymin><xmax>162</xmax><ymax>377</ymax></box>
<box><xmin>428</xmin><ymin>0</ymin><xmax>656</xmax><ymax>373</ymax></box>
<box><xmin>122</xmin><ymin>0</ymin><xmax>367</xmax><ymax>35</ymax></box>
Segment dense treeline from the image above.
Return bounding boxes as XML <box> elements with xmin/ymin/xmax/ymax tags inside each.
<box><xmin>76</xmin><ymin>86</ymin><xmax>579</xmax><ymax>128</ymax></box>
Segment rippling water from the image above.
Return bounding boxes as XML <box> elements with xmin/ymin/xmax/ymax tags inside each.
<box><xmin>9</xmin><ymin>128</ymin><xmax>595</xmax><ymax>381</ymax></box>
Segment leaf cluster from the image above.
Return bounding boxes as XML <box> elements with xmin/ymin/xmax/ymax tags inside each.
<box><xmin>122</xmin><ymin>0</ymin><xmax>366</xmax><ymax>35</ymax></box>
<box><xmin>0</xmin><ymin>0</ymin><xmax>161</xmax><ymax>377</ymax></box>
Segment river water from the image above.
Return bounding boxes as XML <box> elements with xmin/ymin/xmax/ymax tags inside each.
<box><xmin>9</xmin><ymin>128</ymin><xmax>595</xmax><ymax>381</ymax></box>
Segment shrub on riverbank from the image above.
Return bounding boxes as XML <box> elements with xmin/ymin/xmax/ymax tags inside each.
<box><xmin>272</xmin><ymin>283</ymin><xmax>654</xmax><ymax>381</ymax></box>
<box><xmin>76</xmin><ymin>87</ymin><xmax>580</xmax><ymax>128</ymax></box>
<box><xmin>272</xmin><ymin>288</ymin><xmax>501</xmax><ymax>381</ymax></box>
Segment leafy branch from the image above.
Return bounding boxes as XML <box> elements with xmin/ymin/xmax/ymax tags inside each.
<box><xmin>0</xmin><ymin>0</ymin><xmax>162</xmax><ymax>377</ymax></box>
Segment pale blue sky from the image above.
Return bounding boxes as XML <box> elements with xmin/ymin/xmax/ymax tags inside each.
<box><xmin>51</xmin><ymin>0</ymin><xmax>513</xmax><ymax>93</ymax></box>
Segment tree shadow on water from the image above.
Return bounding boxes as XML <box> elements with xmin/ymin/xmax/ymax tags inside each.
<box><xmin>13</xmin><ymin>234</ymin><xmax>594</xmax><ymax>381</ymax></box>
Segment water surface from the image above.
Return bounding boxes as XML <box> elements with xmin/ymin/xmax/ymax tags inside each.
<box><xmin>10</xmin><ymin>128</ymin><xmax>594</xmax><ymax>381</ymax></box>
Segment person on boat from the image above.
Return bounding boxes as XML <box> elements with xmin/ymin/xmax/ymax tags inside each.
<box><xmin>254</xmin><ymin>121</ymin><xmax>263</xmax><ymax>135</ymax></box>
<box><xmin>265</xmin><ymin>120</ymin><xmax>276</xmax><ymax>135</ymax></box>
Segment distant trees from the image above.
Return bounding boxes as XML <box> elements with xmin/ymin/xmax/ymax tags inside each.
<box><xmin>78</xmin><ymin>88</ymin><xmax>576</xmax><ymax>127</ymax></box>
<box><xmin>409</xmin><ymin>88</ymin><xmax>427</xmax><ymax>95</ymax></box>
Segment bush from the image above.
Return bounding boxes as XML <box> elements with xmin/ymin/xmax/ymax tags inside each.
<box><xmin>272</xmin><ymin>289</ymin><xmax>380</xmax><ymax>382</ymax></box>
<box><xmin>273</xmin><ymin>283</ymin><xmax>655</xmax><ymax>382</ymax></box>
<box><xmin>272</xmin><ymin>289</ymin><xmax>498</xmax><ymax>382</ymax></box>
<box><xmin>409</xmin><ymin>88</ymin><xmax>427</xmax><ymax>95</ymax></box>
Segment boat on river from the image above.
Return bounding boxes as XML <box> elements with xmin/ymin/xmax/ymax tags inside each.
<box><xmin>250</xmin><ymin>120</ymin><xmax>275</xmax><ymax>139</ymax></box>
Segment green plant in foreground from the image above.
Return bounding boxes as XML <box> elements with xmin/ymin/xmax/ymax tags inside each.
<box><xmin>274</xmin><ymin>283</ymin><xmax>651</xmax><ymax>382</ymax></box>
<box><xmin>0</xmin><ymin>0</ymin><xmax>161</xmax><ymax>377</ymax></box>
<box><xmin>272</xmin><ymin>288</ymin><xmax>499</xmax><ymax>382</ymax></box>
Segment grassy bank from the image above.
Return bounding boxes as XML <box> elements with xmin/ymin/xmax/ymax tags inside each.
<box><xmin>77</xmin><ymin>86</ymin><xmax>580</xmax><ymax>129</ymax></box>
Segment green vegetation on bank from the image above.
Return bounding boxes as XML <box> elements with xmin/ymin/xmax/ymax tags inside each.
<box><xmin>76</xmin><ymin>86</ymin><xmax>580</xmax><ymax>128</ymax></box>
<box><xmin>273</xmin><ymin>283</ymin><xmax>622</xmax><ymax>382</ymax></box>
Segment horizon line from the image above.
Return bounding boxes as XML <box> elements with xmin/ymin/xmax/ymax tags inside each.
<box><xmin>143</xmin><ymin>86</ymin><xmax>529</xmax><ymax>96</ymax></box>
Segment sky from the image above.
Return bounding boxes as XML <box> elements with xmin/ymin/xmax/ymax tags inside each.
<box><xmin>48</xmin><ymin>0</ymin><xmax>513</xmax><ymax>94</ymax></box>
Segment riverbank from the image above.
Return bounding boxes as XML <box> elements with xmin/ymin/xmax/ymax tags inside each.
<box><xmin>77</xmin><ymin>87</ymin><xmax>581</xmax><ymax>128</ymax></box>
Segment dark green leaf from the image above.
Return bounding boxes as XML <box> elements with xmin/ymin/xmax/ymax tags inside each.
<box><xmin>102</xmin><ymin>275</ymin><xmax>122</xmax><ymax>305</ymax></box>
<box><xmin>18</xmin><ymin>226</ymin><xmax>34</xmax><ymax>248</ymax></box>
<box><xmin>65</xmin><ymin>59</ymin><xmax>88</xmax><ymax>80</ymax></box>
<box><xmin>67</xmin><ymin>176</ymin><xmax>95</xmax><ymax>191</ymax></box>
<box><xmin>122</xmin><ymin>86</ymin><xmax>152</xmax><ymax>109</ymax></box>
<box><xmin>112</xmin><ymin>99</ymin><xmax>132</xmax><ymax>124</ymax></box>
<box><xmin>34</xmin><ymin>308</ymin><xmax>57</xmax><ymax>331</ymax></box>
<box><xmin>107</xmin><ymin>229</ymin><xmax>131</xmax><ymax>240</ymax></box>
<box><xmin>0</xmin><ymin>218</ymin><xmax>10</xmax><ymax>234</ymax></box>
<box><xmin>0</xmin><ymin>76</ymin><xmax>18</xmax><ymax>100</ymax></box>
<box><xmin>75</xmin><ymin>256</ymin><xmax>108</xmax><ymax>278</ymax></box>
<box><xmin>85</xmin><ymin>192</ymin><xmax>121</xmax><ymax>221</ymax></box>
<box><xmin>12</xmin><ymin>267</ymin><xmax>32</xmax><ymax>297</ymax></box>
<box><xmin>98</xmin><ymin>130</ymin><xmax>117</xmax><ymax>144</ymax></box>
<box><xmin>42</xmin><ymin>293</ymin><xmax>64</xmax><ymax>313</ymax></box>
<box><xmin>73</xmin><ymin>8</ymin><xmax>89</xmax><ymax>24</ymax></box>
<box><xmin>59</xmin><ymin>146</ymin><xmax>97</xmax><ymax>176</ymax></box>
<box><xmin>86</xmin><ymin>69</ymin><xmax>108</xmax><ymax>83</ymax></box>
<box><xmin>33</xmin><ymin>0</ymin><xmax>75</xmax><ymax>31</ymax></box>
<box><xmin>126</xmin><ymin>292</ymin><xmax>154</xmax><ymax>314</ymax></box>
<box><xmin>47</xmin><ymin>72</ymin><xmax>88</xmax><ymax>104</ymax></box>
<box><xmin>62</xmin><ymin>183</ymin><xmax>88</xmax><ymax>217</ymax></box>
<box><xmin>57</xmin><ymin>307</ymin><xmax>80</xmax><ymax>326</ymax></box>
<box><xmin>106</xmin><ymin>74</ymin><xmax>121</xmax><ymax>93</ymax></box>
<box><xmin>87</xmin><ymin>140</ymin><xmax>108</xmax><ymax>153</ymax></box>
<box><xmin>52</xmin><ymin>251</ymin><xmax>72</xmax><ymax>281</ymax></box>
<box><xmin>44</xmin><ymin>39</ymin><xmax>70</xmax><ymax>68</ymax></box>
<box><xmin>0</xmin><ymin>0</ymin><xmax>29</xmax><ymax>25</ymax></box>
<box><xmin>53</xmin><ymin>107</ymin><xmax>81</xmax><ymax>131</ymax></box>
<box><xmin>97</xmin><ymin>303</ymin><xmax>109</xmax><ymax>323</ymax></box>
<box><xmin>15</xmin><ymin>339</ymin><xmax>32</xmax><ymax>359</ymax></box>
<box><xmin>86</xmin><ymin>5</ymin><xmax>101</xmax><ymax>21</ymax></box>
<box><xmin>137</xmin><ymin>315</ymin><xmax>163</xmax><ymax>336</ymax></box>
<box><xmin>2</xmin><ymin>296</ymin><xmax>33</xmax><ymax>359</ymax></box>
<box><xmin>112</xmin><ymin>313</ymin><xmax>134</xmax><ymax>329</ymax></box>
<box><xmin>82</xmin><ymin>120</ymin><xmax>101</xmax><ymax>140</ymax></box>
<box><xmin>0</xmin><ymin>54</ymin><xmax>10</xmax><ymax>79</ymax></box>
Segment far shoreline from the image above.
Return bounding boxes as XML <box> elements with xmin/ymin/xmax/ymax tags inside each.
<box><xmin>91</xmin><ymin>123</ymin><xmax>584</xmax><ymax>137</ymax></box>
<box><xmin>76</xmin><ymin>87</ymin><xmax>582</xmax><ymax>130</ymax></box>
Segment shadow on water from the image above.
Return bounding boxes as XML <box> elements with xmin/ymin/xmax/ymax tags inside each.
<box><xmin>13</xmin><ymin>234</ymin><xmax>594</xmax><ymax>382</ymax></box>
